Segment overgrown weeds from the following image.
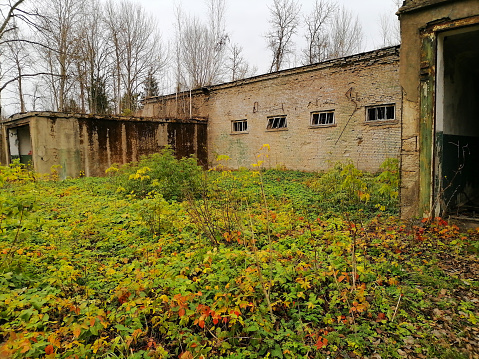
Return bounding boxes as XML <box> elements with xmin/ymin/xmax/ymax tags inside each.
<box><xmin>0</xmin><ymin>155</ymin><xmax>477</xmax><ymax>359</ymax></box>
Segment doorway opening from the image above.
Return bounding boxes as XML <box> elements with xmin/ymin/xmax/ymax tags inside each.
<box><xmin>436</xmin><ymin>26</ymin><xmax>479</xmax><ymax>218</ymax></box>
<box><xmin>8</xmin><ymin>125</ymin><xmax>33</xmax><ymax>166</ymax></box>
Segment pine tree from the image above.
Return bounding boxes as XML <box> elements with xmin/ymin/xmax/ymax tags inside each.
<box><xmin>143</xmin><ymin>70</ymin><xmax>160</xmax><ymax>99</ymax></box>
<box><xmin>89</xmin><ymin>76</ymin><xmax>110</xmax><ymax>115</ymax></box>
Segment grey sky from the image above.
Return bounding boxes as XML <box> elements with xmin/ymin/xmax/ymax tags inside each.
<box><xmin>139</xmin><ymin>0</ymin><xmax>401</xmax><ymax>73</ymax></box>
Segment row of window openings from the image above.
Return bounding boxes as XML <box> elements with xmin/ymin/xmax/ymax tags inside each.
<box><xmin>232</xmin><ymin>105</ymin><xmax>395</xmax><ymax>132</ymax></box>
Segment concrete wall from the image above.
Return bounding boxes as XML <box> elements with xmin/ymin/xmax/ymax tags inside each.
<box><xmin>0</xmin><ymin>112</ymin><xmax>207</xmax><ymax>179</ymax></box>
<box><xmin>398</xmin><ymin>0</ymin><xmax>479</xmax><ymax>217</ymax></box>
<box><xmin>141</xmin><ymin>47</ymin><xmax>402</xmax><ymax>173</ymax></box>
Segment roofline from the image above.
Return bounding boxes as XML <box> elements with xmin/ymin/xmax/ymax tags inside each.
<box><xmin>2</xmin><ymin>111</ymin><xmax>207</xmax><ymax>124</ymax></box>
<box><xmin>144</xmin><ymin>45</ymin><xmax>400</xmax><ymax>103</ymax></box>
<box><xmin>398</xmin><ymin>0</ymin><xmax>455</xmax><ymax>15</ymax></box>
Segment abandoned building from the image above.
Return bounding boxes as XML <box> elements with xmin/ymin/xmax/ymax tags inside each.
<box><xmin>398</xmin><ymin>0</ymin><xmax>479</xmax><ymax>219</ymax></box>
<box><xmin>0</xmin><ymin>112</ymin><xmax>207</xmax><ymax>178</ymax></box>
<box><xmin>139</xmin><ymin>46</ymin><xmax>401</xmax><ymax>174</ymax></box>
<box><xmin>0</xmin><ymin>0</ymin><xmax>478</xmax><ymax>220</ymax></box>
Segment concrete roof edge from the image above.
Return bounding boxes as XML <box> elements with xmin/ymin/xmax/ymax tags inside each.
<box><xmin>3</xmin><ymin>111</ymin><xmax>208</xmax><ymax>124</ymax></box>
<box><xmin>398</xmin><ymin>0</ymin><xmax>454</xmax><ymax>14</ymax></box>
<box><xmin>144</xmin><ymin>45</ymin><xmax>400</xmax><ymax>103</ymax></box>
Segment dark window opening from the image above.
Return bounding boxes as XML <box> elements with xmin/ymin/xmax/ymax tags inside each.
<box><xmin>311</xmin><ymin>111</ymin><xmax>334</xmax><ymax>126</ymax></box>
<box><xmin>232</xmin><ymin>120</ymin><xmax>248</xmax><ymax>132</ymax></box>
<box><xmin>267</xmin><ymin>116</ymin><xmax>287</xmax><ymax>129</ymax></box>
<box><xmin>367</xmin><ymin>105</ymin><xmax>395</xmax><ymax>122</ymax></box>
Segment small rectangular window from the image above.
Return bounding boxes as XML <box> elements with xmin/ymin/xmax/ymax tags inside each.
<box><xmin>232</xmin><ymin>119</ymin><xmax>248</xmax><ymax>133</ymax></box>
<box><xmin>367</xmin><ymin>105</ymin><xmax>395</xmax><ymax>122</ymax></box>
<box><xmin>267</xmin><ymin>116</ymin><xmax>287</xmax><ymax>130</ymax></box>
<box><xmin>311</xmin><ymin>111</ymin><xmax>335</xmax><ymax>126</ymax></box>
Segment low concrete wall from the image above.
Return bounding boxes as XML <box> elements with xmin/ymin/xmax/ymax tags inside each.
<box><xmin>0</xmin><ymin>112</ymin><xmax>207</xmax><ymax>179</ymax></box>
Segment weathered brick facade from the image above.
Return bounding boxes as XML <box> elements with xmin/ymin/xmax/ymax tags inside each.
<box><xmin>141</xmin><ymin>46</ymin><xmax>401</xmax><ymax>173</ymax></box>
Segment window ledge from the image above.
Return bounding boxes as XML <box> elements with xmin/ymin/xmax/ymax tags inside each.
<box><xmin>230</xmin><ymin>131</ymin><xmax>249</xmax><ymax>135</ymax></box>
<box><xmin>309</xmin><ymin>124</ymin><xmax>337</xmax><ymax>129</ymax></box>
<box><xmin>266</xmin><ymin>128</ymin><xmax>288</xmax><ymax>132</ymax></box>
<box><xmin>364</xmin><ymin>119</ymin><xmax>399</xmax><ymax>126</ymax></box>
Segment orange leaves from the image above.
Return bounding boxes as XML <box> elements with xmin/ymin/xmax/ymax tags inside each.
<box><xmin>349</xmin><ymin>301</ymin><xmax>368</xmax><ymax>314</ymax></box>
<box><xmin>376</xmin><ymin>312</ymin><xmax>387</xmax><ymax>322</ymax></box>
<box><xmin>315</xmin><ymin>336</ymin><xmax>328</xmax><ymax>349</ymax></box>
<box><xmin>223</xmin><ymin>231</ymin><xmax>242</xmax><ymax>244</ymax></box>
<box><xmin>72</xmin><ymin>324</ymin><xmax>82</xmax><ymax>339</ymax></box>
<box><xmin>45</xmin><ymin>344</ymin><xmax>54</xmax><ymax>354</ymax></box>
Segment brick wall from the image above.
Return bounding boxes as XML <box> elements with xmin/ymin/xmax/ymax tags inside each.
<box><xmin>142</xmin><ymin>46</ymin><xmax>401</xmax><ymax>173</ymax></box>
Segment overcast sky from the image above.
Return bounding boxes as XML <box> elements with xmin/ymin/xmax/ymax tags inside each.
<box><xmin>138</xmin><ymin>0</ymin><xmax>401</xmax><ymax>74</ymax></box>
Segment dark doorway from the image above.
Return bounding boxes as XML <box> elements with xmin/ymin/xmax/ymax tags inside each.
<box><xmin>437</xmin><ymin>27</ymin><xmax>479</xmax><ymax>218</ymax></box>
<box><xmin>8</xmin><ymin>125</ymin><xmax>33</xmax><ymax>165</ymax></box>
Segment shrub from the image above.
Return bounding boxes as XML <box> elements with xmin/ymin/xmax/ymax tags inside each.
<box><xmin>306</xmin><ymin>159</ymin><xmax>399</xmax><ymax>216</ymax></box>
<box><xmin>109</xmin><ymin>147</ymin><xmax>204</xmax><ymax>201</ymax></box>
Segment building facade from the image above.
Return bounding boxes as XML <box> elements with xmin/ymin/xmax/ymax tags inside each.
<box><xmin>141</xmin><ymin>46</ymin><xmax>402</xmax><ymax>173</ymax></box>
<box><xmin>0</xmin><ymin>112</ymin><xmax>207</xmax><ymax>179</ymax></box>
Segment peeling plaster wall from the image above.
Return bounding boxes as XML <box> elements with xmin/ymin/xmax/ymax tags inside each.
<box><xmin>142</xmin><ymin>47</ymin><xmax>402</xmax><ymax>173</ymax></box>
<box><xmin>1</xmin><ymin>113</ymin><xmax>207</xmax><ymax>179</ymax></box>
<box><xmin>398</xmin><ymin>0</ymin><xmax>479</xmax><ymax>218</ymax></box>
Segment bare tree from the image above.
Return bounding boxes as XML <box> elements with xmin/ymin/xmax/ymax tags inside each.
<box><xmin>0</xmin><ymin>0</ymin><xmax>26</xmax><ymax>41</ymax></box>
<box><xmin>174</xmin><ymin>0</ymin><xmax>228</xmax><ymax>90</ymax></box>
<box><xmin>378</xmin><ymin>0</ymin><xmax>401</xmax><ymax>47</ymax></box>
<box><xmin>266</xmin><ymin>0</ymin><xmax>301</xmax><ymax>72</ymax></box>
<box><xmin>302</xmin><ymin>0</ymin><xmax>336</xmax><ymax>65</ymax></box>
<box><xmin>75</xmin><ymin>0</ymin><xmax>110</xmax><ymax>113</ymax></box>
<box><xmin>35</xmin><ymin>0</ymin><xmax>82</xmax><ymax>112</ymax></box>
<box><xmin>226</xmin><ymin>43</ymin><xmax>256</xmax><ymax>82</ymax></box>
<box><xmin>327</xmin><ymin>6</ymin><xmax>363</xmax><ymax>59</ymax></box>
<box><xmin>4</xmin><ymin>23</ymin><xmax>31</xmax><ymax>112</ymax></box>
<box><xmin>104</xmin><ymin>0</ymin><xmax>165</xmax><ymax>114</ymax></box>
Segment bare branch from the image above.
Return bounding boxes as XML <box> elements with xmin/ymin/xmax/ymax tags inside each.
<box><xmin>0</xmin><ymin>72</ymin><xmax>61</xmax><ymax>92</ymax></box>
<box><xmin>266</xmin><ymin>0</ymin><xmax>301</xmax><ymax>72</ymax></box>
<box><xmin>0</xmin><ymin>0</ymin><xmax>26</xmax><ymax>39</ymax></box>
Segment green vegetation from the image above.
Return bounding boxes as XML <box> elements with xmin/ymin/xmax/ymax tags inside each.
<box><xmin>0</xmin><ymin>152</ymin><xmax>477</xmax><ymax>358</ymax></box>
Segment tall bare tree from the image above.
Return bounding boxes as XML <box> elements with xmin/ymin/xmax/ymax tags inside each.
<box><xmin>327</xmin><ymin>6</ymin><xmax>363</xmax><ymax>59</ymax></box>
<box><xmin>266</xmin><ymin>0</ymin><xmax>301</xmax><ymax>72</ymax></box>
<box><xmin>302</xmin><ymin>0</ymin><xmax>336</xmax><ymax>65</ymax></box>
<box><xmin>75</xmin><ymin>0</ymin><xmax>110</xmax><ymax>113</ymax></box>
<box><xmin>104</xmin><ymin>0</ymin><xmax>165</xmax><ymax>114</ymax></box>
<box><xmin>4</xmin><ymin>23</ymin><xmax>31</xmax><ymax>112</ymax></box>
<box><xmin>226</xmin><ymin>43</ymin><xmax>255</xmax><ymax>82</ymax></box>
<box><xmin>378</xmin><ymin>0</ymin><xmax>401</xmax><ymax>47</ymax></box>
<box><xmin>0</xmin><ymin>0</ymin><xmax>28</xmax><ymax>116</ymax></box>
<box><xmin>36</xmin><ymin>0</ymin><xmax>82</xmax><ymax>112</ymax></box>
<box><xmin>0</xmin><ymin>0</ymin><xmax>26</xmax><ymax>41</ymax></box>
<box><xmin>174</xmin><ymin>0</ymin><xmax>228</xmax><ymax>90</ymax></box>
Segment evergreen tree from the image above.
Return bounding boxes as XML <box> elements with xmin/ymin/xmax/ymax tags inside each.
<box><xmin>143</xmin><ymin>70</ymin><xmax>160</xmax><ymax>99</ymax></box>
<box><xmin>89</xmin><ymin>76</ymin><xmax>110</xmax><ymax>115</ymax></box>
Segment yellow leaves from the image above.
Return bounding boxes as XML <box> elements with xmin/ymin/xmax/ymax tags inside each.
<box><xmin>159</xmin><ymin>294</ymin><xmax>169</xmax><ymax>303</ymax></box>
<box><xmin>105</xmin><ymin>267</ymin><xmax>116</xmax><ymax>276</ymax></box>
<box><xmin>128</xmin><ymin>166</ymin><xmax>151</xmax><ymax>181</ymax></box>
<box><xmin>295</xmin><ymin>277</ymin><xmax>312</xmax><ymax>290</ymax></box>
<box><xmin>48</xmin><ymin>333</ymin><xmax>61</xmax><ymax>348</ymax></box>
<box><xmin>105</xmin><ymin>165</ymin><xmax>119</xmax><ymax>174</ymax></box>
<box><xmin>216</xmin><ymin>155</ymin><xmax>231</xmax><ymax>162</ymax></box>
<box><xmin>92</xmin><ymin>336</ymin><xmax>108</xmax><ymax>354</ymax></box>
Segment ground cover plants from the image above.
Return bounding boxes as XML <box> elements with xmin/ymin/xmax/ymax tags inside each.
<box><xmin>0</xmin><ymin>150</ymin><xmax>478</xmax><ymax>359</ymax></box>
